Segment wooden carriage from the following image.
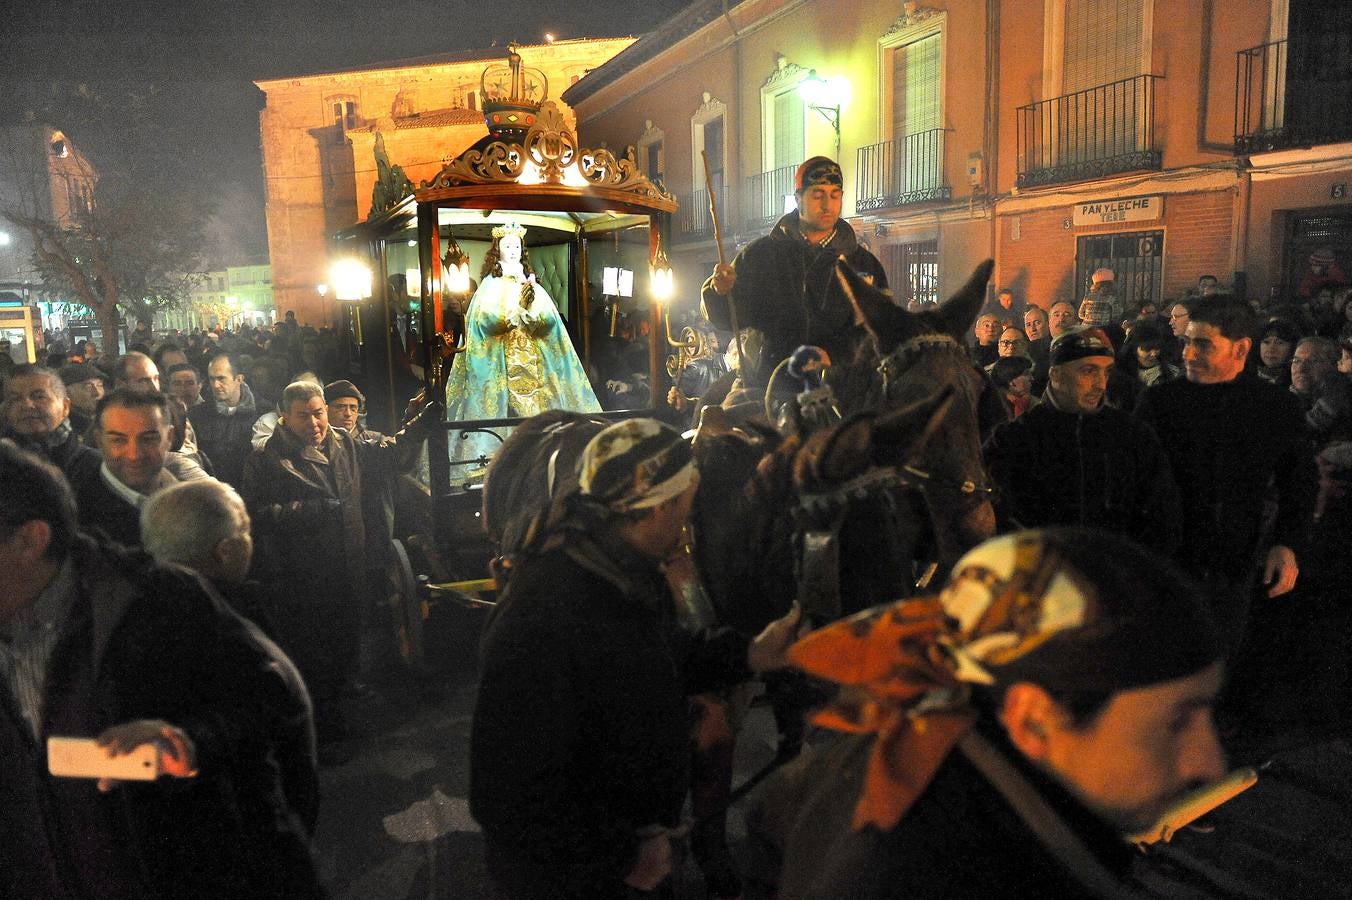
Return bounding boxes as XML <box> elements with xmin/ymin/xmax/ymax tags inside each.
<box><xmin>333</xmin><ymin>69</ymin><xmax>679</xmax><ymax>672</ymax></box>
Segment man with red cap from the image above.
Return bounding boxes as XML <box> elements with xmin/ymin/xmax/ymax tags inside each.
<box><xmin>702</xmin><ymin>155</ymin><xmax>888</xmax><ymax>385</ymax></box>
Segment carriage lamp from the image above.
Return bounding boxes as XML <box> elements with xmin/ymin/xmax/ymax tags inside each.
<box><xmin>650</xmin><ymin>240</ymin><xmax>674</xmax><ymax>302</ymax></box>
<box><xmin>330</xmin><ymin>258</ymin><xmax>374</xmax><ymax>302</ymax></box>
<box><xmin>441</xmin><ymin>236</ymin><xmax>472</xmax><ymax>297</ymax></box>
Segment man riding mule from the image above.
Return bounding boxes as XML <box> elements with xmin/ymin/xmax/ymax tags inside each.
<box><xmin>691</xmin><ymin>259</ymin><xmax>999</xmax><ymax>639</ymax></box>
<box><xmin>702</xmin><ymin>156</ymin><xmax>888</xmax><ymax>386</ymax></box>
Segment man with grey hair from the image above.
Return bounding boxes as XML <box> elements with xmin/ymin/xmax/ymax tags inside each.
<box><xmin>243</xmin><ymin>379</ymin><xmax>434</xmax><ymax>751</ymax></box>
<box><xmin>1</xmin><ymin>363</ymin><xmax>102</xmax><ymax>483</ymax></box>
<box><xmin>1291</xmin><ymin>336</ymin><xmax>1352</xmax><ymax>442</ymax></box>
<box><xmin>140</xmin><ymin>479</ymin><xmax>321</xmax><ymax>842</ymax></box>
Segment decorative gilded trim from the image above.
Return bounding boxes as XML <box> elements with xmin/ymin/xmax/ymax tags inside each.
<box><xmin>419</xmin><ymin>100</ymin><xmax>675</xmax><ymax>205</ymax></box>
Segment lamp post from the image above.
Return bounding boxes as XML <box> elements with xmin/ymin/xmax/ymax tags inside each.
<box><xmin>799</xmin><ymin>69</ymin><xmax>850</xmax><ymax>161</ymax></box>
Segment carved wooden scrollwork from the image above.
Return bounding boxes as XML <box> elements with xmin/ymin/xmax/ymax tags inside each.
<box><xmin>523</xmin><ymin>102</ymin><xmax>578</xmax><ymax>184</ymax></box>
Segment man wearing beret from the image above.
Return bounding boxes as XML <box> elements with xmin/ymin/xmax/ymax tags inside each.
<box><xmin>57</xmin><ymin>362</ymin><xmax>106</xmax><ymax>438</ymax></box>
<box><xmin>471</xmin><ymin>419</ymin><xmax>803</xmax><ymax>899</ymax></box>
<box><xmin>985</xmin><ymin>326</ymin><xmax>1181</xmax><ymax>555</ymax></box>
<box><xmin>702</xmin><ymin>156</ymin><xmax>888</xmax><ymax>385</ymax></box>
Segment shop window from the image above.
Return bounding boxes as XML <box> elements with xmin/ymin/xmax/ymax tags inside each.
<box><xmin>1075</xmin><ymin>229</ymin><xmax>1163</xmax><ymax>308</ymax></box>
<box><xmin>884</xmin><ymin>239</ymin><xmax>940</xmax><ymax>306</ymax></box>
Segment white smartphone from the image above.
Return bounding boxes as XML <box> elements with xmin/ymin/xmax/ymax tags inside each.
<box><xmin>47</xmin><ymin>736</ymin><xmax>159</xmax><ymax>781</ymax></box>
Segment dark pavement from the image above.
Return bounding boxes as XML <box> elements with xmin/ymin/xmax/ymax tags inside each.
<box><xmin>312</xmin><ymin>614</ymin><xmax>1352</xmax><ymax>899</ymax></box>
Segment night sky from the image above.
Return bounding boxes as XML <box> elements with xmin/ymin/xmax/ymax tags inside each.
<box><xmin>1</xmin><ymin>0</ymin><xmax>692</xmax><ymax>263</ymax></box>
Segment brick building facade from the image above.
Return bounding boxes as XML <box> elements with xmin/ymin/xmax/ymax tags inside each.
<box><xmin>254</xmin><ymin>37</ymin><xmax>633</xmax><ymax>326</ymax></box>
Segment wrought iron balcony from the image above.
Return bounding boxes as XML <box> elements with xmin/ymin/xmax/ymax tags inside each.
<box><xmin>856</xmin><ymin>129</ymin><xmax>951</xmax><ymax>211</ymax></box>
<box><xmin>743</xmin><ymin>163</ymin><xmax>798</xmax><ymax>232</ymax></box>
<box><xmin>1016</xmin><ymin>75</ymin><xmax>1162</xmax><ymax>189</ymax></box>
<box><xmin>1236</xmin><ymin>38</ymin><xmax>1352</xmax><ymax>153</ymax></box>
<box><xmin>676</xmin><ymin>186</ymin><xmax>728</xmax><ymax>243</ymax></box>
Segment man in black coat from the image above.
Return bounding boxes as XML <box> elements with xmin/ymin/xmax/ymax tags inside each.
<box><xmin>190</xmin><ymin>351</ymin><xmax>258</xmax><ymax>488</ymax></box>
<box><xmin>140</xmin><ymin>479</ymin><xmax>320</xmax><ymax>838</ymax></box>
<box><xmin>985</xmin><ymin>327</ymin><xmax>1182</xmax><ymax>555</ymax></box>
<box><xmin>702</xmin><ymin>156</ymin><xmax>888</xmax><ymax>384</ymax></box>
<box><xmin>2</xmin><ymin>364</ymin><xmax>102</xmax><ymax>485</ymax></box>
<box><xmin>242</xmin><ymin>379</ymin><xmax>431</xmax><ymax>745</ymax></box>
<box><xmin>0</xmin><ymin>440</ymin><xmax>321</xmax><ymax>898</ymax></box>
<box><xmin>1135</xmin><ymin>298</ymin><xmax>1317</xmax><ymax>655</ymax></box>
<box><xmin>470</xmin><ymin>419</ymin><xmax>802</xmax><ymax>899</ymax></box>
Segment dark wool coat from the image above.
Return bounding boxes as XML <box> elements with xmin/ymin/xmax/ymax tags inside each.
<box><xmin>470</xmin><ymin>533</ymin><xmax>751</xmax><ymax>900</ymax></box>
<box><xmin>0</xmin><ymin>537</ymin><xmax>320</xmax><ymax>899</ymax></box>
<box><xmin>985</xmin><ymin>399</ymin><xmax>1183</xmax><ymax>556</ymax></box>
<box><xmin>1135</xmin><ymin>374</ymin><xmax>1316</xmax><ymax>579</ymax></box>
<box><xmin>188</xmin><ymin>383</ymin><xmax>258</xmax><ymax>488</ymax></box>
<box><xmin>701</xmin><ymin>211</ymin><xmax>889</xmax><ymax>381</ymax></box>
<box><xmin>3</xmin><ymin>421</ymin><xmax>103</xmax><ymax>485</ymax></box>
<box><xmin>746</xmin><ymin>726</ymin><xmax>1136</xmax><ymax>900</ymax></box>
<box><xmin>242</xmin><ymin>416</ymin><xmax>427</xmax><ymax>694</ymax></box>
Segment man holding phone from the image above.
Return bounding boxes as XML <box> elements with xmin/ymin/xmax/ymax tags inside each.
<box><xmin>0</xmin><ymin>439</ymin><xmax>321</xmax><ymax>898</ymax></box>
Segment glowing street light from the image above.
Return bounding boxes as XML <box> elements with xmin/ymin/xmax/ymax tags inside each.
<box><xmin>799</xmin><ymin>69</ymin><xmax>851</xmax><ymax>160</ymax></box>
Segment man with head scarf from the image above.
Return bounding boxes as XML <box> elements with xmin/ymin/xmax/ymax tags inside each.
<box><xmin>749</xmin><ymin>528</ymin><xmax>1227</xmax><ymax>899</ymax></box>
<box><xmin>701</xmin><ymin>156</ymin><xmax>889</xmax><ymax>385</ymax></box>
<box><xmin>470</xmin><ymin>418</ymin><xmax>803</xmax><ymax>899</ymax></box>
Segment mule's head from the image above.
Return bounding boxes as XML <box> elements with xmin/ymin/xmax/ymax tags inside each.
<box><xmin>837</xmin><ymin>258</ymin><xmax>995</xmax><ymax>355</ymax></box>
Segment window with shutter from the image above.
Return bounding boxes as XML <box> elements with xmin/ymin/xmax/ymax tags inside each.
<box><xmin>772</xmin><ymin>90</ymin><xmax>805</xmax><ymax>169</ymax></box>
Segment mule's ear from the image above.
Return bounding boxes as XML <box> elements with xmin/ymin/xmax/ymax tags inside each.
<box><xmin>871</xmin><ymin>386</ymin><xmax>957</xmax><ymax>467</ymax></box>
<box><xmin>936</xmin><ymin>259</ymin><xmax>995</xmax><ymax>342</ymax></box>
<box><xmin>835</xmin><ymin>259</ymin><xmax>912</xmax><ymax>349</ymax></box>
<box><xmin>808</xmin><ymin>412</ymin><xmax>876</xmax><ymax>485</ymax></box>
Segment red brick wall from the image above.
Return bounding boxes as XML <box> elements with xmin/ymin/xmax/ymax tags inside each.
<box><xmin>998</xmin><ymin>189</ymin><xmax>1234</xmax><ymax>310</ymax></box>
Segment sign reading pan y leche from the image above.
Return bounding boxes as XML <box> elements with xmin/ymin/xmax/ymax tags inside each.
<box><xmin>1073</xmin><ymin>195</ymin><xmax>1162</xmax><ymax>227</ymax></box>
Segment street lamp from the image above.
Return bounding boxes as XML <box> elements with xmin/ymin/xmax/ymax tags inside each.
<box><xmin>799</xmin><ymin>69</ymin><xmax>851</xmax><ymax>161</ymax></box>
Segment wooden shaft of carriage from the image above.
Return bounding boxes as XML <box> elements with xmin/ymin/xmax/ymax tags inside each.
<box><xmin>701</xmin><ymin>149</ymin><xmax>744</xmax><ymax>374</ymax></box>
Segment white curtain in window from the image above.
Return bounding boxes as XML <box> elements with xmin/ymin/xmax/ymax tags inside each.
<box><xmin>773</xmin><ymin>90</ymin><xmax>805</xmax><ymax>169</ymax></box>
<box><xmin>893</xmin><ymin>34</ymin><xmax>941</xmax><ymax>136</ymax></box>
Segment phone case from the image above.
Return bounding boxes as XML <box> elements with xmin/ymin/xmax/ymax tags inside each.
<box><xmin>47</xmin><ymin>736</ymin><xmax>160</xmax><ymax>780</ymax></box>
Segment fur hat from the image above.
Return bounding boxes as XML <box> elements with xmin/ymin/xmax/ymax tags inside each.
<box><xmin>323</xmin><ymin>379</ymin><xmax>365</xmax><ymax>406</ymax></box>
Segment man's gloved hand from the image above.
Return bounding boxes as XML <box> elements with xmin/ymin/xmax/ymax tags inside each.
<box><xmin>710</xmin><ymin>263</ymin><xmax>736</xmax><ymax>296</ymax></box>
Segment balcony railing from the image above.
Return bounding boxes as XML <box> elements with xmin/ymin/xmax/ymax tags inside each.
<box><xmin>1016</xmin><ymin>74</ymin><xmax>1162</xmax><ymax>188</ymax></box>
<box><xmin>1236</xmin><ymin>37</ymin><xmax>1352</xmax><ymax>152</ymax></box>
<box><xmin>856</xmin><ymin>129</ymin><xmax>951</xmax><ymax>211</ymax></box>
<box><xmin>743</xmin><ymin>164</ymin><xmax>798</xmax><ymax>232</ymax></box>
<box><xmin>1235</xmin><ymin>39</ymin><xmax>1288</xmax><ymax>152</ymax></box>
<box><xmin>676</xmin><ymin>186</ymin><xmax>728</xmax><ymax>243</ymax></box>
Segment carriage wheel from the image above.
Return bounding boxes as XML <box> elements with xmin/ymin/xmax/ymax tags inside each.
<box><xmin>386</xmin><ymin>538</ymin><xmax>427</xmax><ymax>674</ymax></box>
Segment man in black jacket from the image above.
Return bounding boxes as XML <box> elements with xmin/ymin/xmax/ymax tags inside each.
<box><xmin>190</xmin><ymin>351</ymin><xmax>258</xmax><ymax>487</ymax></box>
<box><xmin>701</xmin><ymin>156</ymin><xmax>888</xmax><ymax>385</ymax></box>
<box><xmin>1136</xmin><ymin>298</ymin><xmax>1317</xmax><ymax>655</ymax></box>
<box><xmin>0</xmin><ymin>440</ymin><xmax>321</xmax><ymax>898</ymax></box>
<box><xmin>985</xmin><ymin>327</ymin><xmax>1182</xmax><ymax>555</ymax></box>
<box><xmin>470</xmin><ymin>419</ymin><xmax>802</xmax><ymax>899</ymax></box>
<box><xmin>72</xmin><ymin>390</ymin><xmax>188</xmax><ymax>549</ymax></box>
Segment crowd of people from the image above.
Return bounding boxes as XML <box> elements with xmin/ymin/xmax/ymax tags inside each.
<box><xmin>2</xmin><ymin>150</ymin><xmax>1348</xmax><ymax>898</ymax></box>
<box><xmin>0</xmin><ymin>313</ymin><xmax>439</xmax><ymax>895</ymax></box>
